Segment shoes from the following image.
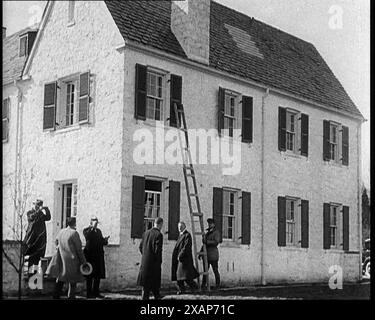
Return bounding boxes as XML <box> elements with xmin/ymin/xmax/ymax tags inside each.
<box><xmin>87</xmin><ymin>294</ymin><xmax>95</xmax><ymax>299</ymax></box>
<box><xmin>95</xmin><ymin>294</ymin><xmax>105</xmax><ymax>299</ymax></box>
<box><xmin>154</xmin><ymin>295</ymin><xmax>164</xmax><ymax>300</ymax></box>
<box><xmin>176</xmin><ymin>291</ymin><xmax>185</xmax><ymax>295</ymax></box>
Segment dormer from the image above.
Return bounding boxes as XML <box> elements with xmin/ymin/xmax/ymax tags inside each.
<box><xmin>19</xmin><ymin>30</ymin><xmax>38</xmax><ymax>57</ymax></box>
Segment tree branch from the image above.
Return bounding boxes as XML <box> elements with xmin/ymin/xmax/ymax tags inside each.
<box><xmin>2</xmin><ymin>247</ymin><xmax>20</xmax><ymax>274</ymax></box>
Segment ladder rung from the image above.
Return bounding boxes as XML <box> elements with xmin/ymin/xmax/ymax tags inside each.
<box><xmin>197</xmin><ymin>251</ymin><xmax>207</xmax><ymax>256</ymax></box>
<box><xmin>186</xmin><ymin>173</ymin><xmax>195</xmax><ymax>177</ymax></box>
<box><xmin>192</xmin><ymin>212</ymin><xmax>203</xmax><ymax>217</ymax></box>
<box><xmin>200</xmin><ymin>272</ymin><xmax>209</xmax><ymax>276</ymax></box>
<box><xmin>183</xmin><ymin>165</ymin><xmax>194</xmax><ymax>170</ymax></box>
<box><xmin>177</xmin><ymin>109</ymin><xmax>184</xmax><ymax>114</ymax></box>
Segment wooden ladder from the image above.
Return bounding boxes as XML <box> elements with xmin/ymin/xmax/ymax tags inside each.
<box><xmin>173</xmin><ymin>102</ymin><xmax>210</xmax><ymax>292</ymax></box>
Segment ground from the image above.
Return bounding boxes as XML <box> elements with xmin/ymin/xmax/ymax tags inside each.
<box><xmin>4</xmin><ymin>279</ymin><xmax>370</xmax><ymax>300</ymax></box>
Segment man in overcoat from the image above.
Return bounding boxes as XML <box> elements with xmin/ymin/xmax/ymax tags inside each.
<box><xmin>47</xmin><ymin>217</ymin><xmax>87</xmax><ymax>299</ymax></box>
<box><xmin>171</xmin><ymin>221</ymin><xmax>199</xmax><ymax>294</ymax></box>
<box><xmin>23</xmin><ymin>199</ymin><xmax>51</xmax><ymax>271</ymax></box>
<box><xmin>83</xmin><ymin>216</ymin><xmax>109</xmax><ymax>298</ymax></box>
<box><xmin>201</xmin><ymin>218</ymin><xmax>222</xmax><ymax>289</ymax></box>
<box><xmin>137</xmin><ymin>217</ymin><xmax>164</xmax><ymax>300</ymax></box>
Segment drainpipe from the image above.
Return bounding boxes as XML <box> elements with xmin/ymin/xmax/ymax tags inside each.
<box><xmin>356</xmin><ymin>122</ymin><xmax>363</xmax><ymax>281</ymax></box>
<box><xmin>13</xmin><ymin>80</ymin><xmax>22</xmax><ymax>236</ymax></box>
<box><xmin>260</xmin><ymin>88</ymin><xmax>270</xmax><ymax>286</ymax></box>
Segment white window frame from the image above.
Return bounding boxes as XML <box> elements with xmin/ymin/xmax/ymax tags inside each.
<box><xmin>56</xmin><ymin>74</ymin><xmax>80</xmax><ymax>129</ymax></box>
<box><xmin>143</xmin><ymin>178</ymin><xmax>165</xmax><ymax>233</ymax></box>
<box><xmin>222</xmin><ymin>188</ymin><xmax>241</xmax><ymax>242</ymax></box>
<box><xmin>285</xmin><ymin>108</ymin><xmax>302</xmax><ymax>155</ymax></box>
<box><xmin>329</xmin><ymin>203</ymin><xmax>343</xmax><ymax>250</ymax></box>
<box><xmin>223</xmin><ymin>90</ymin><xmax>241</xmax><ymax>138</ymax></box>
<box><xmin>61</xmin><ymin>182</ymin><xmax>78</xmax><ymax>228</ymax></box>
<box><xmin>285</xmin><ymin>197</ymin><xmax>301</xmax><ymax>247</ymax></box>
<box><xmin>19</xmin><ymin>34</ymin><xmax>28</xmax><ymax>57</ymax></box>
<box><xmin>145</xmin><ymin>68</ymin><xmax>167</xmax><ymax>122</ymax></box>
<box><xmin>329</xmin><ymin>122</ymin><xmax>342</xmax><ymax>164</ymax></box>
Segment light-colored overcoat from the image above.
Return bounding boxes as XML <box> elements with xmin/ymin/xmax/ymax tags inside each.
<box><xmin>46</xmin><ymin>227</ymin><xmax>86</xmax><ymax>283</ymax></box>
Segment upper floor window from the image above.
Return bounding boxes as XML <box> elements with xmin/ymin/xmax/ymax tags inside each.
<box><xmin>19</xmin><ymin>35</ymin><xmax>28</xmax><ymax>57</ymax></box>
<box><xmin>2</xmin><ymin>98</ymin><xmax>10</xmax><ymax>143</ymax></box>
<box><xmin>68</xmin><ymin>1</ymin><xmax>76</xmax><ymax>24</ymax></box>
<box><xmin>323</xmin><ymin>120</ymin><xmax>349</xmax><ymax>166</ymax></box>
<box><xmin>43</xmin><ymin>72</ymin><xmax>91</xmax><ymax>131</ymax></box>
<box><xmin>278</xmin><ymin>107</ymin><xmax>309</xmax><ymax>157</ymax></box>
<box><xmin>218</xmin><ymin>87</ymin><xmax>253</xmax><ymax>143</ymax></box>
<box><xmin>146</xmin><ymin>71</ymin><xmax>165</xmax><ymax>121</ymax></box>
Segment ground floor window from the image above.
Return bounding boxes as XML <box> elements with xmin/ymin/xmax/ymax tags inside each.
<box><xmin>222</xmin><ymin>189</ymin><xmax>239</xmax><ymax>241</ymax></box>
<box><xmin>61</xmin><ymin>183</ymin><xmax>78</xmax><ymax>228</ymax></box>
<box><xmin>144</xmin><ymin>179</ymin><xmax>162</xmax><ymax>232</ymax></box>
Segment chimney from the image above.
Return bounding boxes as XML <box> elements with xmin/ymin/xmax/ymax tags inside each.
<box><xmin>171</xmin><ymin>0</ymin><xmax>210</xmax><ymax>65</ymax></box>
<box><xmin>3</xmin><ymin>27</ymin><xmax>6</xmax><ymax>39</ymax></box>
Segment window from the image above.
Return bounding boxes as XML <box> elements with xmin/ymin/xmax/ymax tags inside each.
<box><xmin>279</xmin><ymin>107</ymin><xmax>309</xmax><ymax>156</ymax></box>
<box><xmin>329</xmin><ymin>204</ymin><xmax>341</xmax><ymax>249</ymax></box>
<box><xmin>223</xmin><ymin>189</ymin><xmax>238</xmax><ymax>241</ymax></box>
<box><xmin>56</xmin><ymin>76</ymin><xmax>80</xmax><ymax>128</ymax></box>
<box><xmin>2</xmin><ymin>98</ymin><xmax>10</xmax><ymax>143</ymax></box>
<box><xmin>223</xmin><ymin>92</ymin><xmax>239</xmax><ymax>138</ymax></box>
<box><xmin>286</xmin><ymin>110</ymin><xmax>297</xmax><ymax>152</ymax></box>
<box><xmin>61</xmin><ymin>183</ymin><xmax>78</xmax><ymax>228</ymax></box>
<box><xmin>68</xmin><ymin>1</ymin><xmax>75</xmax><ymax>24</ymax></box>
<box><xmin>143</xmin><ymin>180</ymin><xmax>162</xmax><ymax>232</ymax></box>
<box><xmin>286</xmin><ymin>198</ymin><xmax>300</xmax><ymax>246</ymax></box>
<box><xmin>146</xmin><ymin>71</ymin><xmax>165</xmax><ymax>121</ymax></box>
<box><xmin>329</xmin><ymin>123</ymin><xmax>339</xmax><ymax>162</ymax></box>
<box><xmin>19</xmin><ymin>35</ymin><xmax>28</xmax><ymax>57</ymax></box>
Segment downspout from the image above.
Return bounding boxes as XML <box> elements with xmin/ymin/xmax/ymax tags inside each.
<box><xmin>261</xmin><ymin>88</ymin><xmax>270</xmax><ymax>285</ymax></box>
<box><xmin>356</xmin><ymin>121</ymin><xmax>363</xmax><ymax>281</ymax></box>
<box><xmin>13</xmin><ymin>79</ymin><xmax>22</xmax><ymax>236</ymax></box>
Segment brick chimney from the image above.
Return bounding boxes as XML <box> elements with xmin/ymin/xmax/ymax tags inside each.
<box><xmin>171</xmin><ymin>0</ymin><xmax>210</xmax><ymax>65</ymax></box>
<box><xmin>3</xmin><ymin>27</ymin><xmax>6</xmax><ymax>39</ymax></box>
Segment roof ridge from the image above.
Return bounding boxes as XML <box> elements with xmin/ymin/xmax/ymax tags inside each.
<box><xmin>3</xmin><ymin>24</ymin><xmax>39</xmax><ymax>41</ymax></box>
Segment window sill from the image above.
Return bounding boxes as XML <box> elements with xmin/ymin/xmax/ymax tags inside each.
<box><xmin>67</xmin><ymin>21</ymin><xmax>75</xmax><ymax>27</ymax></box>
<box><xmin>324</xmin><ymin>249</ymin><xmax>345</xmax><ymax>254</ymax></box>
<box><xmin>48</xmin><ymin>125</ymin><xmax>81</xmax><ymax>135</ymax></box>
<box><xmin>324</xmin><ymin>160</ymin><xmax>348</xmax><ymax>168</ymax></box>
<box><xmin>280</xmin><ymin>151</ymin><xmax>307</xmax><ymax>160</ymax></box>
<box><xmin>279</xmin><ymin>246</ymin><xmax>308</xmax><ymax>252</ymax></box>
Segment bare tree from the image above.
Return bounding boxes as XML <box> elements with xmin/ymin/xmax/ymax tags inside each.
<box><xmin>2</xmin><ymin>168</ymin><xmax>35</xmax><ymax>299</ymax></box>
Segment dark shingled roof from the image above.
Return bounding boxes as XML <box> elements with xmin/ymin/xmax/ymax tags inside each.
<box><xmin>105</xmin><ymin>1</ymin><xmax>362</xmax><ymax>118</ymax></box>
<box><xmin>3</xmin><ymin>26</ymin><xmax>38</xmax><ymax>85</ymax></box>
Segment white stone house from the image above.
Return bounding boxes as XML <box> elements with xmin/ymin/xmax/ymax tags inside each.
<box><xmin>3</xmin><ymin>0</ymin><xmax>365</xmax><ymax>291</ymax></box>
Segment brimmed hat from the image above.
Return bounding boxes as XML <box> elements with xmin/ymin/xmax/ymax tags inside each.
<box><xmin>91</xmin><ymin>215</ymin><xmax>98</xmax><ymax>221</ymax></box>
<box><xmin>207</xmin><ymin>218</ymin><xmax>215</xmax><ymax>224</ymax></box>
<box><xmin>80</xmin><ymin>262</ymin><xmax>93</xmax><ymax>276</ymax></box>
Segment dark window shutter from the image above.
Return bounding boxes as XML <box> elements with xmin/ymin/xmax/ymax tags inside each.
<box><xmin>169</xmin><ymin>74</ymin><xmax>182</xmax><ymax>128</ymax></box>
<box><xmin>131</xmin><ymin>175</ymin><xmax>145</xmax><ymax>239</ymax></box>
<box><xmin>278</xmin><ymin>107</ymin><xmax>286</xmax><ymax>151</ymax></box>
<box><xmin>79</xmin><ymin>72</ymin><xmax>90</xmax><ymax>123</ymax></box>
<box><xmin>278</xmin><ymin>196</ymin><xmax>286</xmax><ymax>247</ymax></box>
<box><xmin>2</xmin><ymin>98</ymin><xmax>10</xmax><ymax>142</ymax></box>
<box><xmin>301</xmin><ymin>200</ymin><xmax>309</xmax><ymax>248</ymax></box>
<box><xmin>242</xmin><ymin>96</ymin><xmax>253</xmax><ymax>143</ymax></box>
<box><xmin>213</xmin><ymin>187</ymin><xmax>223</xmax><ymax>243</ymax></box>
<box><xmin>241</xmin><ymin>191</ymin><xmax>251</xmax><ymax>245</ymax></box>
<box><xmin>323</xmin><ymin>120</ymin><xmax>331</xmax><ymax>161</ymax></box>
<box><xmin>135</xmin><ymin>64</ymin><xmax>147</xmax><ymax>120</ymax></box>
<box><xmin>218</xmin><ymin>87</ymin><xmax>225</xmax><ymax>136</ymax></box>
<box><xmin>300</xmin><ymin>113</ymin><xmax>309</xmax><ymax>157</ymax></box>
<box><xmin>168</xmin><ymin>181</ymin><xmax>180</xmax><ymax>240</ymax></box>
<box><xmin>43</xmin><ymin>82</ymin><xmax>57</xmax><ymax>130</ymax></box>
<box><xmin>323</xmin><ymin>203</ymin><xmax>331</xmax><ymax>249</ymax></box>
<box><xmin>342</xmin><ymin>126</ymin><xmax>349</xmax><ymax>166</ymax></box>
<box><xmin>19</xmin><ymin>36</ymin><xmax>27</xmax><ymax>57</ymax></box>
<box><xmin>343</xmin><ymin>206</ymin><xmax>349</xmax><ymax>251</ymax></box>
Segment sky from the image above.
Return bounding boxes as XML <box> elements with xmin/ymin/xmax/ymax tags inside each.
<box><xmin>3</xmin><ymin>0</ymin><xmax>370</xmax><ymax>188</ymax></box>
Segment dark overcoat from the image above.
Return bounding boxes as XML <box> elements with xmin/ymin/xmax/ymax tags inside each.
<box><xmin>204</xmin><ymin>227</ymin><xmax>221</xmax><ymax>262</ymax></box>
<box><xmin>23</xmin><ymin>207</ymin><xmax>51</xmax><ymax>266</ymax></box>
<box><xmin>171</xmin><ymin>230</ymin><xmax>199</xmax><ymax>281</ymax></box>
<box><xmin>83</xmin><ymin>227</ymin><xmax>108</xmax><ymax>279</ymax></box>
<box><xmin>137</xmin><ymin>228</ymin><xmax>163</xmax><ymax>290</ymax></box>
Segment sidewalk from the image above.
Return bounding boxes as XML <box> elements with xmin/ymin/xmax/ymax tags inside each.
<box><xmin>5</xmin><ymin>279</ymin><xmax>370</xmax><ymax>300</ymax></box>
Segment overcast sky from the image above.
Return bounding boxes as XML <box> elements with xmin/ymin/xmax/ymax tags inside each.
<box><xmin>3</xmin><ymin>0</ymin><xmax>370</xmax><ymax>188</ymax></box>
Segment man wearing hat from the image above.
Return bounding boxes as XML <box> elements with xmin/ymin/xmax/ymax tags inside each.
<box><xmin>23</xmin><ymin>199</ymin><xmax>51</xmax><ymax>271</ymax></box>
<box><xmin>83</xmin><ymin>216</ymin><xmax>110</xmax><ymax>298</ymax></box>
<box><xmin>201</xmin><ymin>218</ymin><xmax>222</xmax><ymax>289</ymax></box>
